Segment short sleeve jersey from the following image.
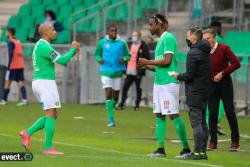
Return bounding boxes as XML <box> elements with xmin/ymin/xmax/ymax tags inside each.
<box><xmin>154</xmin><ymin>31</ymin><xmax>178</xmax><ymax>85</ymax></box>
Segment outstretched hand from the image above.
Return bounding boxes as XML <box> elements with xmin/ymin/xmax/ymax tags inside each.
<box><xmin>138</xmin><ymin>58</ymin><xmax>149</xmax><ymax>67</ymax></box>
<box><xmin>72</xmin><ymin>41</ymin><xmax>80</xmax><ymax>49</ymax></box>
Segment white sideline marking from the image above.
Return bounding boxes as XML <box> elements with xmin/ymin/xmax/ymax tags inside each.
<box><xmin>171</xmin><ymin>139</ymin><xmax>231</xmax><ymax>143</ymax></box>
<box><xmin>240</xmin><ymin>134</ymin><xmax>250</xmax><ymax>139</ymax></box>
<box><xmin>0</xmin><ymin>133</ymin><xmax>222</xmax><ymax>167</ymax></box>
<box><xmin>73</xmin><ymin>116</ymin><xmax>84</xmax><ymax>119</ymax></box>
<box><xmin>102</xmin><ymin>131</ymin><xmax>115</xmax><ymax>134</ymax></box>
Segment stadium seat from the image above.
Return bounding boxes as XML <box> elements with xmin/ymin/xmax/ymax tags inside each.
<box><xmin>72</xmin><ymin>5</ymin><xmax>86</xmax><ymax>22</ymax></box>
<box><xmin>21</xmin><ymin>17</ymin><xmax>34</xmax><ymax>29</ymax></box>
<box><xmin>18</xmin><ymin>4</ymin><xmax>32</xmax><ymax>17</ymax></box>
<box><xmin>45</xmin><ymin>4</ymin><xmax>58</xmax><ymax>14</ymax></box>
<box><xmin>62</xmin><ymin>18</ymin><xmax>70</xmax><ymax>30</ymax></box>
<box><xmin>53</xmin><ymin>30</ymin><xmax>71</xmax><ymax>44</ymax></box>
<box><xmin>58</xmin><ymin>6</ymin><xmax>72</xmax><ymax>22</ymax></box>
<box><xmin>57</xmin><ymin>0</ymin><xmax>69</xmax><ymax>6</ymax></box>
<box><xmin>43</xmin><ymin>0</ymin><xmax>53</xmax><ymax>6</ymax></box>
<box><xmin>114</xmin><ymin>5</ymin><xmax>128</xmax><ymax>21</ymax></box>
<box><xmin>83</xmin><ymin>0</ymin><xmax>97</xmax><ymax>7</ymax></box>
<box><xmin>29</xmin><ymin>0</ymin><xmax>42</xmax><ymax>5</ymax></box>
<box><xmin>86</xmin><ymin>6</ymin><xmax>100</xmax><ymax>15</ymax></box>
<box><xmin>15</xmin><ymin>28</ymin><xmax>28</xmax><ymax>43</ymax></box>
<box><xmin>34</xmin><ymin>16</ymin><xmax>45</xmax><ymax>25</ymax></box>
<box><xmin>32</xmin><ymin>5</ymin><xmax>45</xmax><ymax>18</ymax></box>
<box><xmin>70</xmin><ymin>0</ymin><xmax>84</xmax><ymax>7</ymax></box>
<box><xmin>7</xmin><ymin>15</ymin><xmax>21</xmax><ymax>28</ymax></box>
<box><xmin>76</xmin><ymin>19</ymin><xmax>90</xmax><ymax>32</ymax></box>
<box><xmin>107</xmin><ymin>8</ymin><xmax>116</xmax><ymax>20</ymax></box>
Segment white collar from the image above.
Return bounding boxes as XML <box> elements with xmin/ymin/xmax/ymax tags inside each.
<box><xmin>159</xmin><ymin>31</ymin><xmax>167</xmax><ymax>39</ymax></box>
<box><xmin>210</xmin><ymin>42</ymin><xmax>218</xmax><ymax>54</ymax></box>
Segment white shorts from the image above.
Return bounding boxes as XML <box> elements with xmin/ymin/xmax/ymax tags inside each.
<box><xmin>153</xmin><ymin>83</ymin><xmax>180</xmax><ymax>115</ymax></box>
<box><xmin>32</xmin><ymin>80</ymin><xmax>61</xmax><ymax>110</ymax></box>
<box><xmin>101</xmin><ymin>76</ymin><xmax>121</xmax><ymax>91</ymax></box>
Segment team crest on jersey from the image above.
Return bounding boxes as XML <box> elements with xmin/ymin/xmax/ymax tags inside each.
<box><xmin>164</xmin><ymin>100</ymin><xmax>169</xmax><ymax>109</ymax></box>
<box><xmin>50</xmin><ymin>51</ymin><xmax>58</xmax><ymax>58</ymax></box>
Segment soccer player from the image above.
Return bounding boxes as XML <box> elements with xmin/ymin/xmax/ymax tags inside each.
<box><xmin>19</xmin><ymin>24</ymin><xmax>80</xmax><ymax>155</ymax></box>
<box><xmin>95</xmin><ymin>24</ymin><xmax>130</xmax><ymax>127</ymax></box>
<box><xmin>0</xmin><ymin>28</ymin><xmax>28</xmax><ymax>106</ymax></box>
<box><xmin>138</xmin><ymin>14</ymin><xmax>190</xmax><ymax>158</ymax></box>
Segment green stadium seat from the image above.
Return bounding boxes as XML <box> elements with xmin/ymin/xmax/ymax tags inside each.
<box><xmin>53</xmin><ymin>30</ymin><xmax>71</xmax><ymax>44</ymax></box>
<box><xmin>139</xmin><ymin>0</ymin><xmax>160</xmax><ymax>9</ymax></box>
<box><xmin>21</xmin><ymin>17</ymin><xmax>34</xmax><ymax>29</ymax></box>
<box><xmin>29</xmin><ymin>0</ymin><xmax>42</xmax><ymax>5</ymax></box>
<box><xmin>32</xmin><ymin>5</ymin><xmax>45</xmax><ymax>18</ymax></box>
<box><xmin>58</xmin><ymin>6</ymin><xmax>72</xmax><ymax>22</ymax></box>
<box><xmin>76</xmin><ymin>20</ymin><xmax>90</xmax><ymax>32</ymax></box>
<box><xmin>7</xmin><ymin>15</ymin><xmax>21</xmax><ymax>28</ymax></box>
<box><xmin>18</xmin><ymin>4</ymin><xmax>32</xmax><ymax>17</ymax></box>
<box><xmin>62</xmin><ymin>18</ymin><xmax>70</xmax><ymax>30</ymax></box>
<box><xmin>83</xmin><ymin>0</ymin><xmax>97</xmax><ymax>7</ymax></box>
<box><xmin>15</xmin><ymin>28</ymin><xmax>28</xmax><ymax>43</ymax></box>
<box><xmin>114</xmin><ymin>5</ymin><xmax>128</xmax><ymax>21</ymax></box>
<box><xmin>72</xmin><ymin>5</ymin><xmax>87</xmax><ymax>22</ymax></box>
<box><xmin>107</xmin><ymin>8</ymin><xmax>116</xmax><ymax>20</ymax></box>
<box><xmin>0</xmin><ymin>28</ymin><xmax>8</xmax><ymax>42</ymax></box>
<box><xmin>110</xmin><ymin>0</ymin><xmax>120</xmax><ymax>4</ymax></box>
<box><xmin>45</xmin><ymin>4</ymin><xmax>58</xmax><ymax>14</ymax></box>
<box><xmin>86</xmin><ymin>6</ymin><xmax>100</xmax><ymax>15</ymax></box>
<box><xmin>70</xmin><ymin>0</ymin><xmax>84</xmax><ymax>7</ymax></box>
<box><xmin>34</xmin><ymin>16</ymin><xmax>45</xmax><ymax>25</ymax></box>
<box><xmin>43</xmin><ymin>0</ymin><xmax>53</xmax><ymax>6</ymax></box>
<box><xmin>57</xmin><ymin>0</ymin><xmax>69</xmax><ymax>6</ymax></box>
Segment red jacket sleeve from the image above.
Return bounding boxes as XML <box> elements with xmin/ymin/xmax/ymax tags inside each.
<box><xmin>222</xmin><ymin>46</ymin><xmax>241</xmax><ymax>75</ymax></box>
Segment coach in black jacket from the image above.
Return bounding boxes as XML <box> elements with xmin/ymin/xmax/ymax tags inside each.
<box><xmin>117</xmin><ymin>31</ymin><xmax>150</xmax><ymax>110</ymax></box>
<box><xmin>173</xmin><ymin>28</ymin><xmax>211</xmax><ymax>160</ymax></box>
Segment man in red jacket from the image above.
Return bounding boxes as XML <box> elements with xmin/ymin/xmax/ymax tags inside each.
<box><xmin>0</xmin><ymin>28</ymin><xmax>28</xmax><ymax>106</ymax></box>
<box><xmin>203</xmin><ymin>29</ymin><xmax>240</xmax><ymax>151</ymax></box>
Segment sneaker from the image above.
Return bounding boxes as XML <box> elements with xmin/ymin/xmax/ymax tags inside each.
<box><xmin>176</xmin><ymin>148</ymin><xmax>191</xmax><ymax>158</ymax></box>
<box><xmin>42</xmin><ymin>148</ymin><xmax>64</xmax><ymax>155</ymax></box>
<box><xmin>0</xmin><ymin>100</ymin><xmax>6</xmax><ymax>106</ymax></box>
<box><xmin>229</xmin><ymin>142</ymin><xmax>240</xmax><ymax>151</ymax></box>
<box><xmin>147</xmin><ymin>149</ymin><xmax>166</xmax><ymax>158</ymax></box>
<box><xmin>107</xmin><ymin>119</ymin><xmax>115</xmax><ymax>127</ymax></box>
<box><xmin>200</xmin><ymin>152</ymin><xmax>208</xmax><ymax>160</ymax></box>
<box><xmin>19</xmin><ymin>130</ymin><xmax>31</xmax><ymax>151</ymax></box>
<box><xmin>17</xmin><ymin>101</ymin><xmax>28</xmax><ymax>106</ymax></box>
<box><xmin>207</xmin><ymin>143</ymin><xmax>217</xmax><ymax>151</ymax></box>
<box><xmin>115</xmin><ymin>104</ymin><xmax>124</xmax><ymax>110</ymax></box>
<box><xmin>181</xmin><ymin>152</ymin><xmax>202</xmax><ymax>160</ymax></box>
<box><xmin>217</xmin><ymin>125</ymin><xmax>226</xmax><ymax>136</ymax></box>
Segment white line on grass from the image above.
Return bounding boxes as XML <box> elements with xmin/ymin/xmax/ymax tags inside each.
<box><xmin>0</xmin><ymin>133</ymin><xmax>222</xmax><ymax>167</ymax></box>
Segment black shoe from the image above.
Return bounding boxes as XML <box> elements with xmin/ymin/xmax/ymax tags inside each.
<box><xmin>200</xmin><ymin>152</ymin><xmax>208</xmax><ymax>160</ymax></box>
<box><xmin>176</xmin><ymin>148</ymin><xmax>191</xmax><ymax>158</ymax></box>
<box><xmin>147</xmin><ymin>148</ymin><xmax>166</xmax><ymax>158</ymax></box>
<box><xmin>181</xmin><ymin>152</ymin><xmax>202</xmax><ymax>160</ymax></box>
<box><xmin>115</xmin><ymin>104</ymin><xmax>124</xmax><ymax>110</ymax></box>
<box><xmin>217</xmin><ymin>125</ymin><xmax>226</xmax><ymax>136</ymax></box>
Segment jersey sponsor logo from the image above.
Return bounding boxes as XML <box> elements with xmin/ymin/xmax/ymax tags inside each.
<box><xmin>50</xmin><ymin>51</ymin><xmax>58</xmax><ymax>58</ymax></box>
<box><xmin>164</xmin><ymin>100</ymin><xmax>169</xmax><ymax>109</ymax></box>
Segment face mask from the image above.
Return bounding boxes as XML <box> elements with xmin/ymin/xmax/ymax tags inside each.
<box><xmin>132</xmin><ymin>36</ymin><xmax>138</xmax><ymax>43</ymax></box>
<box><xmin>186</xmin><ymin>39</ymin><xmax>192</xmax><ymax>47</ymax></box>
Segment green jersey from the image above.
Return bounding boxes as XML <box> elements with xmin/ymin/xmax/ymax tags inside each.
<box><xmin>154</xmin><ymin>31</ymin><xmax>178</xmax><ymax>85</ymax></box>
<box><xmin>32</xmin><ymin>39</ymin><xmax>76</xmax><ymax>80</ymax></box>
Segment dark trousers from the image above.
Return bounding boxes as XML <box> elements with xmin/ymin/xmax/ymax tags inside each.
<box><xmin>120</xmin><ymin>75</ymin><xmax>142</xmax><ymax>107</ymax></box>
<box><xmin>208</xmin><ymin>76</ymin><xmax>239</xmax><ymax>144</ymax></box>
<box><xmin>188</xmin><ymin>103</ymin><xmax>209</xmax><ymax>153</ymax></box>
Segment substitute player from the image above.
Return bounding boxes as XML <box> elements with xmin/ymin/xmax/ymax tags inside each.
<box><xmin>19</xmin><ymin>24</ymin><xmax>80</xmax><ymax>155</ymax></box>
<box><xmin>0</xmin><ymin>28</ymin><xmax>28</xmax><ymax>106</ymax></box>
<box><xmin>95</xmin><ymin>24</ymin><xmax>130</xmax><ymax>127</ymax></box>
<box><xmin>139</xmin><ymin>14</ymin><xmax>190</xmax><ymax>158</ymax></box>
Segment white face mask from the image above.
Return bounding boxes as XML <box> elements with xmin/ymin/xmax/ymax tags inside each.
<box><xmin>132</xmin><ymin>36</ymin><xmax>138</xmax><ymax>43</ymax></box>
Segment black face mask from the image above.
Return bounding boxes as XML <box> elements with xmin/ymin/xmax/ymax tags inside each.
<box><xmin>186</xmin><ymin>39</ymin><xmax>192</xmax><ymax>47</ymax></box>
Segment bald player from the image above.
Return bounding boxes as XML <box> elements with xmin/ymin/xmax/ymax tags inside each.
<box><xmin>19</xmin><ymin>24</ymin><xmax>80</xmax><ymax>155</ymax></box>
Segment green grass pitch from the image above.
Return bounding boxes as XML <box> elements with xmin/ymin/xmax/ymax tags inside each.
<box><xmin>0</xmin><ymin>103</ymin><xmax>249</xmax><ymax>167</ymax></box>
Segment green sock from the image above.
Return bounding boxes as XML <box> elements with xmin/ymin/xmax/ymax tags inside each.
<box><xmin>27</xmin><ymin>116</ymin><xmax>46</xmax><ymax>136</ymax></box>
<box><xmin>205</xmin><ymin>106</ymin><xmax>209</xmax><ymax>126</ymax></box>
<box><xmin>44</xmin><ymin>117</ymin><xmax>56</xmax><ymax>150</ymax></box>
<box><xmin>156</xmin><ymin>116</ymin><xmax>166</xmax><ymax>148</ymax></box>
<box><xmin>172</xmin><ymin>116</ymin><xmax>189</xmax><ymax>149</ymax></box>
<box><xmin>105</xmin><ymin>100</ymin><xmax>114</xmax><ymax>120</ymax></box>
<box><xmin>218</xmin><ymin>100</ymin><xmax>224</xmax><ymax>124</ymax></box>
<box><xmin>111</xmin><ymin>99</ymin><xmax>117</xmax><ymax>108</ymax></box>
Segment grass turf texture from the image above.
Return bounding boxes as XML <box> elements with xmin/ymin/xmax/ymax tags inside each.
<box><xmin>0</xmin><ymin>103</ymin><xmax>249</xmax><ymax>167</ymax></box>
